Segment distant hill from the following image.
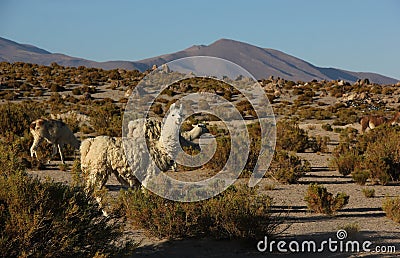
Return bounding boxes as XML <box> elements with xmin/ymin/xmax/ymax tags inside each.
<box><xmin>0</xmin><ymin>37</ymin><xmax>398</xmax><ymax>84</ymax></box>
<box><xmin>0</xmin><ymin>37</ymin><xmax>140</xmax><ymax>70</ymax></box>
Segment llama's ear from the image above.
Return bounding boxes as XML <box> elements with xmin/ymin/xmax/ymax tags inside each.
<box><xmin>170</xmin><ymin>103</ymin><xmax>176</xmax><ymax>109</ymax></box>
<box><xmin>179</xmin><ymin>104</ymin><xmax>183</xmax><ymax>112</ymax></box>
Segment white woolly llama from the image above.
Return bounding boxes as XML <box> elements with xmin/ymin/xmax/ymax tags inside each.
<box><xmin>30</xmin><ymin>118</ymin><xmax>80</xmax><ymax>164</ymax></box>
<box><xmin>181</xmin><ymin>123</ymin><xmax>210</xmax><ymax>141</ymax></box>
<box><xmin>80</xmin><ymin>103</ymin><xmax>184</xmax><ymax>191</ymax></box>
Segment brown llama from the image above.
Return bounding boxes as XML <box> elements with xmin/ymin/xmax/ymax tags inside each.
<box><xmin>360</xmin><ymin>111</ymin><xmax>400</xmax><ymax>133</ymax></box>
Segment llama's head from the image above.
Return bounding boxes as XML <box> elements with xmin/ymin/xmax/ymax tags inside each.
<box><xmin>166</xmin><ymin>103</ymin><xmax>183</xmax><ymax>126</ymax></box>
<box><xmin>391</xmin><ymin>111</ymin><xmax>400</xmax><ymax>126</ymax></box>
<box><xmin>197</xmin><ymin>123</ymin><xmax>210</xmax><ymax>134</ymax></box>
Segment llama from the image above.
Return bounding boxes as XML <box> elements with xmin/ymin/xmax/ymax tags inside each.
<box><xmin>30</xmin><ymin>118</ymin><xmax>80</xmax><ymax>164</ymax></box>
<box><xmin>80</xmin><ymin>103</ymin><xmax>184</xmax><ymax>191</ymax></box>
<box><xmin>181</xmin><ymin>124</ymin><xmax>210</xmax><ymax>141</ymax></box>
<box><xmin>360</xmin><ymin>111</ymin><xmax>400</xmax><ymax>133</ymax></box>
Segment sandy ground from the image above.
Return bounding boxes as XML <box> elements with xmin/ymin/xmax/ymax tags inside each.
<box><xmin>24</xmin><ymin>83</ymin><xmax>400</xmax><ymax>257</ymax></box>
<box><xmin>27</xmin><ymin>120</ymin><xmax>400</xmax><ymax>257</ymax></box>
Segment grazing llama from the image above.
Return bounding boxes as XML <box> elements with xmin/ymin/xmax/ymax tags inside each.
<box><xmin>80</xmin><ymin>103</ymin><xmax>185</xmax><ymax>191</ymax></box>
<box><xmin>360</xmin><ymin>111</ymin><xmax>400</xmax><ymax>133</ymax></box>
<box><xmin>30</xmin><ymin>118</ymin><xmax>80</xmax><ymax>164</ymax></box>
<box><xmin>181</xmin><ymin>123</ymin><xmax>210</xmax><ymax>141</ymax></box>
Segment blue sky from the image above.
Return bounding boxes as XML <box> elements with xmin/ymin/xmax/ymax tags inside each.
<box><xmin>1</xmin><ymin>0</ymin><xmax>399</xmax><ymax>79</ymax></box>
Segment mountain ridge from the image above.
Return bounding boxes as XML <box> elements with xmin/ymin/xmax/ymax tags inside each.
<box><xmin>0</xmin><ymin>37</ymin><xmax>397</xmax><ymax>84</ymax></box>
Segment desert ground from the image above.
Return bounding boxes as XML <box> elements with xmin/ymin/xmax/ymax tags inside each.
<box><xmin>21</xmin><ymin>79</ymin><xmax>400</xmax><ymax>257</ymax></box>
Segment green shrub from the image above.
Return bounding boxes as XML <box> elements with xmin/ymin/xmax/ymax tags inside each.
<box><xmin>268</xmin><ymin>150</ymin><xmax>310</xmax><ymax>184</ymax></box>
<box><xmin>362</xmin><ymin>188</ymin><xmax>375</xmax><ymax>198</ymax></box>
<box><xmin>151</xmin><ymin>103</ymin><xmax>163</xmax><ymax>115</ymax></box>
<box><xmin>72</xmin><ymin>87</ymin><xmax>82</xmax><ymax>95</ymax></box>
<box><xmin>0</xmin><ymin>143</ymin><xmax>27</xmax><ymax>177</ymax></box>
<box><xmin>333</xmin><ymin>109</ymin><xmax>358</xmax><ymax>126</ymax></box>
<box><xmin>304</xmin><ymin>183</ymin><xmax>349</xmax><ymax>215</ymax></box>
<box><xmin>162</xmin><ymin>88</ymin><xmax>175</xmax><ymax>97</ymax></box>
<box><xmin>330</xmin><ymin>150</ymin><xmax>361</xmax><ymax>176</ymax></box>
<box><xmin>203</xmin><ymin>136</ymin><xmax>230</xmax><ymax>171</ymax></box>
<box><xmin>0</xmin><ymin>173</ymin><xmax>131</xmax><ymax>257</ymax></box>
<box><xmin>49</xmin><ymin>83</ymin><xmax>64</xmax><ymax>92</ymax></box>
<box><xmin>309</xmin><ymin>135</ymin><xmax>330</xmax><ymax>153</ymax></box>
<box><xmin>363</xmin><ymin>129</ymin><xmax>400</xmax><ymax>185</ymax></box>
<box><xmin>89</xmin><ymin>102</ymin><xmax>122</xmax><ymax>137</ymax></box>
<box><xmin>119</xmin><ymin>184</ymin><xmax>280</xmax><ymax>240</ymax></box>
<box><xmin>351</xmin><ymin>169</ymin><xmax>370</xmax><ymax>185</ymax></box>
<box><xmin>0</xmin><ymin>101</ymin><xmax>44</xmax><ymax>136</ymax></box>
<box><xmin>382</xmin><ymin>197</ymin><xmax>400</xmax><ymax>223</ymax></box>
<box><xmin>333</xmin><ymin>127</ymin><xmax>343</xmax><ymax>133</ymax></box>
<box><xmin>276</xmin><ymin>119</ymin><xmax>309</xmax><ymax>152</ymax></box>
<box><xmin>0</xmin><ymin>146</ymin><xmax>133</xmax><ymax>257</ymax></box>
<box><xmin>338</xmin><ymin>223</ymin><xmax>360</xmax><ymax>238</ymax></box>
<box><xmin>322</xmin><ymin>123</ymin><xmax>333</xmax><ymax>132</ymax></box>
<box><xmin>263</xmin><ymin>183</ymin><xmax>276</xmax><ymax>191</ymax></box>
<box><xmin>244</xmin><ymin>122</ymin><xmax>262</xmax><ymax>171</ymax></box>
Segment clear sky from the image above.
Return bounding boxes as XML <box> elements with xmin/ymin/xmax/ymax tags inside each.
<box><xmin>0</xmin><ymin>0</ymin><xmax>399</xmax><ymax>79</ymax></box>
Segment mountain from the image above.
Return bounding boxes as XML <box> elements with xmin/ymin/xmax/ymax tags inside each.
<box><xmin>0</xmin><ymin>37</ymin><xmax>140</xmax><ymax>70</ymax></box>
<box><xmin>0</xmin><ymin>37</ymin><xmax>398</xmax><ymax>84</ymax></box>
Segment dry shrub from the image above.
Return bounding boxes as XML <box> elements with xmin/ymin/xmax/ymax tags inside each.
<box><xmin>304</xmin><ymin>183</ymin><xmax>349</xmax><ymax>215</ymax></box>
<box><xmin>276</xmin><ymin>119</ymin><xmax>309</xmax><ymax>152</ymax></box>
<box><xmin>331</xmin><ymin>126</ymin><xmax>400</xmax><ymax>184</ymax></box>
<box><xmin>244</xmin><ymin>122</ymin><xmax>262</xmax><ymax>171</ymax></box>
<box><xmin>309</xmin><ymin>135</ymin><xmax>330</xmax><ymax>153</ymax></box>
<box><xmin>382</xmin><ymin>197</ymin><xmax>400</xmax><ymax>223</ymax></box>
<box><xmin>338</xmin><ymin>223</ymin><xmax>360</xmax><ymax>238</ymax></box>
<box><xmin>362</xmin><ymin>188</ymin><xmax>375</xmax><ymax>198</ymax></box>
<box><xmin>333</xmin><ymin>108</ymin><xmax>358</xmax><ymax>126</ymax></box>
<box><xmin>363</xmin><ymin>129</ymin><xmax>400</xmax><ymax>185</ymax></box>
<box><xmin>268</xmin><ymin>150</ymin><xmax>310</xmax><ymax>184</ymax></box>
<box><xmin>330</xmin><ymin>149</ymin><xmax>360</xmax><ymax>176</ymax></box>
<box><xmin>203</xmin><ymin>136</ymin><xmax>230</xmax><ymax>171</ymax></box>
<box><xmin>351</xmin><ymin>168</ymin><xmax>370</xmax><ymax>185</ymax></box>
<box><xmin>151</xmin><ymin>103</ymin><xmax>163</xmax><ymax>115</ymax></box>
<box><xmin>89</xmin><ymin>102</ymin><xmax>122</xmax><ymax>137</ymax></box>
<box><xmin>0</xmin><ymin>146</ymin><xmax>134</xmax><ymax>257</ymax></box>
<box><xmin>321</xmin><ymin>123</ymin><xmax>333</xmax><ymax>131</ymax></box>
<box><xmin>0</xmin><ymin>101</ymin><xmax>44</xmax><ymax>136</ymax></box>
<box><xmin>119</xmin><ymin>184</ymin><xmax>281</xmax><ymax>240</ymax></box>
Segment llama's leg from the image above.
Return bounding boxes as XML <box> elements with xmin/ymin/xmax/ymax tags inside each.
<box><xmin>47</xmin><ymin>144</ymin><xmax>58</xmax><ymax>163</ymax></box>
<box><xmin>112</xmin><ymin>170</ymin><xmax>141</xmax><ymax>189</ymax></box>
<box><xmin>88</xmin><ymin>168</ymin><xmax>110</xmax><ymax>190</ymax></box>
<box><xmin>57</xmin><ymin>144</ymin><xmax>65</xmax><ymax>164</ymax></box>
<box><xmin>171</xmin><ymin>161</ymin><xmax>177</xmax><ymax>172</ymax></box>
<box><xmin>84</xmin><ymin>167</ymin><xmax>111</xmax><ymax>217</ymax></box>
<box><xmin>113</xmin><ymin>170</ymin><xmax>130</xmax><ymax>187</ymax></box>
<box><xmin>369</xmin><ymin>122</ymin><xmax>375</xmax><ymax>130</ymax></box>
<box><xmin>30</xmin><ymin>137</ymin><xmax>42</xmax><ymax>159</ymax></box>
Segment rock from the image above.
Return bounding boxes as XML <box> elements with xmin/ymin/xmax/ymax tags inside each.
<box><xmin>161</xmin><ymin>64</ymin><xmax>171</xmax><ymax>73</ymax></box>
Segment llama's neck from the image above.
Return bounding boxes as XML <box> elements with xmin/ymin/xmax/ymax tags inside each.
<box><xmin>159</xmin><ymin>120</ymin><xmax>180</xmax><ymax>157</ymax></box>
<box><xmin>388</xmin><ymin>112</ymin><xmax>400</xmax><ymax>125</ymax></box>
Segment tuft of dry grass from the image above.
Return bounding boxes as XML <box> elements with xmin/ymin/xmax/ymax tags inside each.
<box><xmin>361</xmin><ymin>188</ymin><xmax>375</xmax><ymax>198</ymax></box>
